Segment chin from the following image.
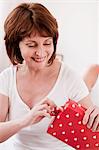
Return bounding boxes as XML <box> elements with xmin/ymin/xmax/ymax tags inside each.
<box><xmin>32</xmin><ymin>61</ymin><xmax>47</xmax><ymax>70</ymax></box>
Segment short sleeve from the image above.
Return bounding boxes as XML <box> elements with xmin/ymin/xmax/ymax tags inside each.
<box><xmin>64</xmin><ymin>65</ymin><xmax>89</xmax><ymax>101</ymax></box>
<box><xmin>0</xmin><ymin>68</ymin><xmax>11</xmax><ymax>96</ymax></box>
<box><xmin>70</xmin><ymin>75</ymin><xmax>89</xmax><ymax>101</ymax></box>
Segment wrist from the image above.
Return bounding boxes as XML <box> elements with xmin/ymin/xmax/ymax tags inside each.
<box><xmin>19</xmin><ymin>113</ymin><xmax>33</xmax><ymax>128</ymax></box>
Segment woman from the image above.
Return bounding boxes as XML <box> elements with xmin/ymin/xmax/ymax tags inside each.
<box><xmin>0</xmin><ymin>3</ymin><xmax>99</xmax><ymax>150</ymax></box>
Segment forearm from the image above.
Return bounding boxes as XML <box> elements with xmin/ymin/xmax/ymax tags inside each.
<box><xmin>0</xmin><ymin>98</ymin><xmax>55</xmax><ymax>143</ymax></box>
<box><xmin>84</xmin><ymin>64</ymin><xmax>99</xmax><ymax>91</ymax></box>
<box><xmin>84</xmin><ymin>73</ymin><xmax>98</xmax><ymax>91</ymax></box>
<box><xmin>0</xmin><ymin>110</ymin><xmax>39</xmax><ymax>143</ymax></box>
<box><xmin>0</xmin><ymin>118</ymin><xmax>26</xmax><ymax>143</ymax></box>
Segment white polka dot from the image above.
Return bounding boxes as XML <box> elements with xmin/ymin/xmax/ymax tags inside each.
<box><xmin>62</xmin><ymin>131</ymin><xmax>66</xmax><ymax>135</ymax></box>
<box><xmin>75</xmin><ymin>113</ymin><xmax>80</xmax><ymax>117</ymax></box>
<box><xmin>83</xmin><ymin>137</ymin><xmax>87</xmax><ymax>140</ymax></box>
<box><xmin>59</xmin><ymin>124</ymin><xmax>63</xmax><ymax>127</ymax></box>
<box><xmin>57</xmin><ymin>115</ymin><xmax>60</xmax><ymax>119</ymax></box>
<box><xmin>80</xmin><ymin>129</ymin><xmax>85</xmax><ymax>133</ymax></box>
<box><xmin>65</xmin><ymin>139</ymin><xmax>68</xmax><ymax>142</ymax></box>
<box><xmin>95</xmin><ymin>143</ymin><xmax>99</xmax><ymax>147</ymax></box>
<box><xmin>71</xmin><ymin>130</ymin><xmax>75</xmax><ymax>134</ymax></box>
<box><xmin>53</xmin><ymin>132</ymin><xmax>56</xmax><ymax>135</ymax></box>
<box><xmin>93</xmin><ymin>135</ymin><xmax>97</xmax><ymax>139</ymax></box>
<box><xmin>76</xmin><ymin>145</ymin><xmax>80</xmax><ymax>149</ymax></box>
<box><xmin>78</xmin><ymin>121</ymin><xmax>82</xmax><ymax>125</ymax></box>
<box><xmin>74</xmin><ymin>137</ymin><xmax>78</xmax><ymax>141</ymax></box>
<box><xmin>66</xmin><ymin>114</ymin><xmax>70</xmax><ymax>118</ymax></box>
<box><xmin>68</xmin><ymin>122</ymin><xmax>73</xmax><ymax>126</ymax></box>
<box><xmin>72</xmin><ymin>104</ymin><xmax>76</xmax><ymax>108</ymax></box>
<box><xmin>86</xmin><ymin>144</ymin><xmax>90</xmax><ymax>148</ymax></box>
<box><xmin>50</xmin><ymin>124</ymin><xmax>53</xmax><ymax>128</ymax></box>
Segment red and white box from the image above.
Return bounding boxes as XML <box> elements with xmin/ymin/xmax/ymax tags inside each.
<box><xmin>47</xmin><ymin>100</ymin><xmax>99</xmax><ymax>150</ymax></box>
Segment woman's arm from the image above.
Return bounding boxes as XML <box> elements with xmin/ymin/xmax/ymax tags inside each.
<box><xmin>0</xmin><ymin>94</ymin><xmax>26</xmax><ymax>143</ymax></box>
<box><xmin>0</xmin><ymin>94</ymin><xmax>56</xmax><ymax>143</ymax></box>
<box><xmin>83</xmin><ymin>64</ymin><xmax>99</xmax><ymax>91</ymax></box>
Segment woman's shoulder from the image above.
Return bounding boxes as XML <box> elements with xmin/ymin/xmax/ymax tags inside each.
<box><xmin>0</xmin><ymin>65</ymin><xmax>17</xmax><ymax>77</ymax></box>
<box><xmin>87</xmin><ymin>64</ymin><xmax>99</xmax><ymax>74</ymax></box>
<box><xmin>53</xmin><ymin>59</ymin><xmax>80</xmax><ymax>79</ymax></box>
<box><xmin>55</xmin><ymin>55</ymin><xmax>75</xmax><ymax>72</ymax></box>
<box><xmin>61</xmin><ymin>62</ymin><xmax>77</xmax><ymax>75</ymax></box>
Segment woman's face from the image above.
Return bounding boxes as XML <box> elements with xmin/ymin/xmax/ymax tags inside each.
<box><xmin>19</xmin><ymin>32</ymin><xmax>54</xmax><ymax>70</ymax></box>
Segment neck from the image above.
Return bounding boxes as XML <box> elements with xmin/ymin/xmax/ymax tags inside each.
<box><xmin>20</xmin><ymin>59</ymin><xmax>58</xmax><ymax>79</ymax></box>
<box><xmin>22</xmin><ymin>63</ymin><xmax>51</xmax><ymax>79</ymax></box>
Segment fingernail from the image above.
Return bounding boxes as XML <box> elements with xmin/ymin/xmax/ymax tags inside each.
<box><xmin>83</xmin><ymin>120</ymin><xmax>86</xmax><ymax>125</ymax></box>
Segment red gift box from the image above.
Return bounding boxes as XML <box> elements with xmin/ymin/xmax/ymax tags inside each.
<box><xmin>47</xmin><ymin>100</ymin><xmax>99</xmax><ymax>150</ymax></box>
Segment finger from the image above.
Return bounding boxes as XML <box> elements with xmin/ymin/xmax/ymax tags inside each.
<box><xmin>91</xmin><ymin>115</ymin><xmax>99</xmax><ymax>132</ymax></box>
<box><xmin>87</xmin><ymin>108</ymin><xmax>99</xmax><ymax>129</ymax></box>
<box><xmin>39</xmin><ymin>110</ymin><xmax>51</xmax><ymax>118</ymax></box>
<box><xmin>38</xmin><ymin>98</ymin><xmax>57</xmax><ymax>109</ymax></box>
<box><xmin>43</xmin><ymin>99</ymin><xmax>57</xmax><ymax>109</ymax></box>
<box><xmin>83</xmin><ymin>105</ymin><xmax>96</xmax><ymax>125</ymax></box>
<box><xmin>38</xmin><ymin>104</ymin><xmax>52</xmax><ymax>114</ymax></box>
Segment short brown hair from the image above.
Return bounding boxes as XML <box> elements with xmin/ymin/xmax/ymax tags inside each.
<box><xmin>4</xmin><ymin>3</ymin><xmax>58</xmax><ymax>65</ymax></box>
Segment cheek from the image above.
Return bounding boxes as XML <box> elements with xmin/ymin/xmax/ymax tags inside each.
<box><xmin>19</xmin><ymin>47</ymin><xmax>31</xmax><ymax>59</ymax></box>
<box><xmin>19</xmin><ymin>43</ymin><xmax>29</xmax><ymax>57</ymax></box>
<box><xmin>47</xmin><ymin>45</ymin><xmax>54</xmax><ymax>53</ymax></box>
<box><xmin>20</xmin><ymin>50</ymin><xmax>31</xmax><ymax>61</ymax></box>
<box><xmin>49</xmin><ymin>46</ymin><xmax>54</xmax><ymax>55</ymax></box>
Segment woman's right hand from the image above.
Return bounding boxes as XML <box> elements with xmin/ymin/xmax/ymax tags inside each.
<box><xmin>22</xmin><ymin>98</ymin><xmax>57</xmax><ymax>127</ymax></box>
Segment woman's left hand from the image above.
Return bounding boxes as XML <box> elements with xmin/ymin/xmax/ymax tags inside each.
<box><xmin>83</xmin><ymin>105</ymin><xmax>99</xmax><ymax>132</ymax></box>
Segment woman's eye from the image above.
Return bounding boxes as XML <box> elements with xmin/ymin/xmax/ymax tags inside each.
<box><xmin>26</xmin><ymin>44</ymin><xmax>36</xmax><ymax>48</ymax></box>
<box><xmin>28</xmin><ymin>45</ymin><xmax>35</xmax><ymax>47</ymax></box>
<box><xmin>44</xmin><ymin>43</ymin><xmax>51</xmax><ymax>46</ymax></box>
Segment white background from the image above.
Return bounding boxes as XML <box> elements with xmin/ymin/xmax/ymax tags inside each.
<box><xmin>0</xmin><ymin>0</ymin><xmax>99</xmax><ymax>149</ymax></box>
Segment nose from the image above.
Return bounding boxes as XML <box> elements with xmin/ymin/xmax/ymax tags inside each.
<box><xmin>35</xmin><ymin>48</ymin><xmax>44</xmax><ymax>57</ymax></box>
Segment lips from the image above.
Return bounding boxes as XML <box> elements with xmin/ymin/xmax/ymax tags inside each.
<box><xmin>31</xmin><ymin>56</ymin><xmax>46</xmax><ymax>63</ymax></box>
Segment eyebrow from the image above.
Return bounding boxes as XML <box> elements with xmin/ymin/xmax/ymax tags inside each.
<box><xmin>24</xmin><ymin>37</ymin><xmax>52</xmax><ymax>43</ymax></box>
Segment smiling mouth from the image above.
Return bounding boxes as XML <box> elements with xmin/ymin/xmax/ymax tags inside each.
<box><xmin>31</xmin><ymin>56</ymin><xmax>46</xmax><ymax>63</ymax></box>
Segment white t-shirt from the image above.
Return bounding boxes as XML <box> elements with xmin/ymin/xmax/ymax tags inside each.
<box><xmin>0</xmin><ymin>62</ymin><xmax>89</xmax><ymax>150</ymax></box>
